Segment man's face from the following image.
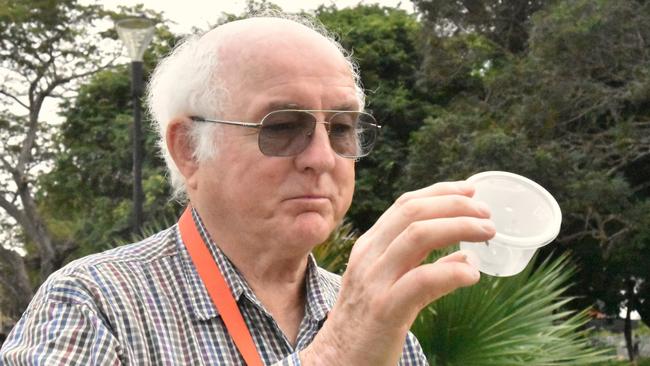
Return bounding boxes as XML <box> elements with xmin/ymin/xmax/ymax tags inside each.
<box><xmin>190</xmin><ymin>20</ymin><xmax>358</xmax><ymax>254</ymax></box>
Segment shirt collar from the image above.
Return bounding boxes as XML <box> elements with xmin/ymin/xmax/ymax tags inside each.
<box><xmin>304</xmin><ymin>255</ymin><xmax>337</xmax><ymax>322</ymax></box>
<box><xmin>177</xmin><ymin>207</ymin><xmax>336</xmax><ymax>323</ymax></box>
<box><xmin>177</xmin><ymin>207</ymin><xmax>246</xmax><ymax>321</ymax></box>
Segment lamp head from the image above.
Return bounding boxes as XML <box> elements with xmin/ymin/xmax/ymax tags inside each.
<box><xmin>116</xmin><ymin>17</ymin><xmax>155</xmax><ymax>62</ymax></box>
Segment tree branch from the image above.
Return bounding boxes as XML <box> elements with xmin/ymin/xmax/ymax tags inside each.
<box><xmin>558</xmin><ymin>229</ymin><xmax>597</xmax><ymax>244</ymax></box>
<box><xmin>0</xmin><ymin>154</ymin><xmax>18</xmax><ymax>178</ymax></box>
<box><xmin>0</xmin><ymin>195</ymin><xmax>28</xmax><ymax>229</ymax></box>
<box><xmin>0</xmin><ymin>89</ymin><xmax>29</xmax><ymax>110</ymax></box>
<box><xmin>633</xmin><ymin>180</ymin><xmax>650</xmax><ymax>194</ymax></box>
<box><xmin>0</xmin><ymin>245</ymin><xmax>33</xmax><ymax>317</ymax></box>
<box><xmin>15</xmin><ymin>59</ymin><xmax>116</xmax><ymax>173</ymax></box>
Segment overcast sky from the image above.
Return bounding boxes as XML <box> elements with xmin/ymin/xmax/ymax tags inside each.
<box><xmin>83</xmin><ymin>0</ymin><xmax>415</xmax><ymax>33</ymax></box>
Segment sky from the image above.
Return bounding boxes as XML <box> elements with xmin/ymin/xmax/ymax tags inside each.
<box><xmin>84</xmin><ymin>0</ymin><xmax>416</xmax><ymax>33</ymax></box>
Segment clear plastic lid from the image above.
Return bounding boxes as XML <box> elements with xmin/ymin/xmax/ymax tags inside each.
<box><xmin>468</xmin><ymin>171</ymin><xmax>562</xmax><ymax>249</ymax></box>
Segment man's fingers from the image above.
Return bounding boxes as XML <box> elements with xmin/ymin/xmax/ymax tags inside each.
<box><xmin>327</xmin><ymin>180</ymin><xmax>492</xmax><ymax>363</ymax></box>
<box><xmin>353</xmin><ymin>190</ymin><xmax>491</xmax><ymax>268</ymax></box>
<box><xmin>389</xmin><ymin>257</ymin><xmax>481</xmax><ymax>316</ymax></box>
<box><xmin>436</xmin><ymin>250</ymin><xmax>474</xmax><ymax>263</ymax></box>
<box><xmin>372</xmin><ymin>217</ymin><xmax>495</xmax><ymax>282</ymax></box>
<box><xmin>368</xmin><ymin>181</ymin><xmax>475</xmax><ymax>234</ymax></box>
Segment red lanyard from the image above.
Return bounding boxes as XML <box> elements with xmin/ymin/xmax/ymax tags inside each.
<box><xmin>178</xmin><ymin>206</ymin><xmax>264</xmax><ymax>366</ymax></box>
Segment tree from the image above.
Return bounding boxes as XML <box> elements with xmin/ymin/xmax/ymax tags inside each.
<box><xmin>18</xmin><ymin>1</ymin><xmax>632</xmax><ymax>360</ymax></box>
<box><xmin>0</xmin><ymin>0</ymin><xmax>118</xmax><ymax>318</ymax></box>
<box><xmin>503</xmin><ymin>0</ymin><xmax>650</xmax><ymax>334</ymax></box>
<box><xmin>407</xmin><ymin>0</ymin><xmax>650</xmax><ymax>359</ymax></box>
<box><xmin>38</xmin><ymin>74</ymin><xmax>179</xmax><ymax>262</ymax></box>
<box><xmin>412</xmin><ymin>0</ymin><xmax>554</xmax><ymax>54</ymax></box>
<box><xmin>316</xmin><ymin>4</ymin><xmax>438</xmax><ymax>230</ymax></box>
<box><xmin>36</xmin><ymin>11</ymin><xmax>179</xmax><ymax>262</ymax></box>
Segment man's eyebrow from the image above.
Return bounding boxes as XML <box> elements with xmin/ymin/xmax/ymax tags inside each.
<box><xmin>265</xmin><ymin>102</ymin><xmax>361</xmax><ymax>112</ymax></box>
<box><xmin>330</xmin><ymin>103</ymin><xmax>361</xmax><ymax>111</ymax></box>
<box><xmin>266</xmin><ymin>102</ymin><xmax>303</xmax><ymax>111</ymax></box>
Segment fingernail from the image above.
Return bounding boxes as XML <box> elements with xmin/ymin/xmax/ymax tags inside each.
<box><xmin>481</xmin><ymin>220</ymin><xmax>496</xmax><ymax>235</ymax></box>
<box><xmin>462</xmin><ymin>250</ymin><xmax>481</xmax><ymax>270</ymax></box>
<box><xmin>472</xmin><ymin>268</ymin><xmax>481</xmax><ymax>280</ymax></box>
<box><xmin>477</xmin><ymin>201</ymin><xmax>491</xmax><ymax>217</ymax></box>
<box><xmin>458</xmin><ymin>181</ymin><xmax>474</xmax><ymax>192</ymax></box>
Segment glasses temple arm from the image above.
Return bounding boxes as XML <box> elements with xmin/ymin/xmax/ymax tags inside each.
<box><xmin>190</xmin><ymin>117</ymin><xmax>261</xmax><ymax>129</ymax></box>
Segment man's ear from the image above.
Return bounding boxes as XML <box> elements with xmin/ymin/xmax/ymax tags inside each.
<box><xmin>166</xmin><ymin>117</ymin><xmax>199</xmax><ymax>189</ymax></box>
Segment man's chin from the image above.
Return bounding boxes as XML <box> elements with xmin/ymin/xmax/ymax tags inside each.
<box><xmin>288</xmin><ymin>213</ymin><xmax>335</xmax><ymax>247</ymax></box>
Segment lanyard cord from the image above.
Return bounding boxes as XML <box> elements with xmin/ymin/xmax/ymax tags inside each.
<box><xmin>178</xmin><ymin>206</ymin><xmax>264</xmax><ymax>366</ymax></box>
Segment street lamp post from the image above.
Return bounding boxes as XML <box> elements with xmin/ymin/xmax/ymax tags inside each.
<box><xmin>116</xmin><ymin>17</ymin><xmax>154</xmax><ymax>234</ymax></box>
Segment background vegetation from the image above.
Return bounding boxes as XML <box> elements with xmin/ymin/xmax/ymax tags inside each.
<box><xmin>1</xmin><ymin>0</ymin><xmax>649</xmax><ymax>363</ymax></box>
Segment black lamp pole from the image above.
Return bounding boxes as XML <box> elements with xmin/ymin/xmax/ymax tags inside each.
<box><xmin>131</xmin><ymin>60</ymin><xmax>144</xmax><ymax>232</ymax></box>
<box><xmin>116</xmin><ymin>17</ymin><xmax>154</xmax><ymax>234</ymax></box>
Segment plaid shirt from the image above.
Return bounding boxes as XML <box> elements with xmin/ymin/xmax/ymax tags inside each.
<box><xmin>1</xmin><ymin>209</ymin><xmax>428</xmax><ymax>365</ymax></box>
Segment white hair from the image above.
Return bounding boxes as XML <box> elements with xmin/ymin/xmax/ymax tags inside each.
<box><xmin>146</xmin><ymin>11</ymin><xmax>365</xmax><ymax>201</ymax></box>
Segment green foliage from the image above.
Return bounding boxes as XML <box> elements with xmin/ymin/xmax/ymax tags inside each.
<box><xmin>413</xmin><ymin>252</ymin><xmax>612</xmax><ymax>365</ymax></box>
<box><xmin>0</xmin><ymin>0</ymin><xmax>104</xmax><ymax>68</ymax></box>
<box><xmin>0</xmin><ymin>0</ymin><xmax>134</xmax><ymax>314</ymax></box>
<box><xmin>317</xmin><ymin>4</ymin><xmax>435</xmax><ymax>230</ymax></box>
<box><xmin>38</xmin><ymin>67</ymin><xmax>132</xmax><ymax>257</ymax></box>
<box><xmin>26</xmin><ymin>0</ymin><xmax>650</xmax><ymax>360</ymax></box>
<box><xmin>408</xmin><ymin>0</ymin><xmax>650</xmax><ymax>330</ymax></box>
<box><xmin>412</xmin><ymin>0</ymin><xmax>553</xmax><ymax>54</ymax></box>
<box><xmin>315</xmin><ymin>225</ymin><xmax>610</xmax><ymax>364</ymax></box>
<box><xmin>311</xmin><ymin>221</ymin><xmax>357</xmax><ymax>275</ymax></box>
<box><xmin>35</xmin><ymin>17</ymin><xmax>182</xmax><ymax>263</ymax></box>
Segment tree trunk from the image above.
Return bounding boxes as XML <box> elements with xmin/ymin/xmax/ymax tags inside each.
<box><xmin>18</xmin><ymin>181</ymin><xmax>56</xmax><ymax>280</ymax></box>
<box><xmin>0</xmin><ymin>246</ymin><xmax>32</xmax><ymax>318</ymax></box>
<box><xmin>0</xmin><ymin>245</ymin><xmax>32</xmax><ymax>343</ymax></box>
<box><xmin>624</xmin><ymin>279</ymin><xmax>635</xmax><ymax>361</ymax></box>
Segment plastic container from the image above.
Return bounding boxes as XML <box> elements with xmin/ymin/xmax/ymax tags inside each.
<box><xmin>459</xmin><ymin>171</ymin><xmax>562</xmax><ymax>277</ymax></box>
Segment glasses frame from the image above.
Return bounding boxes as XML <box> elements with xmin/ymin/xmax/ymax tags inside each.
<box><xmin>190</xmin><ymin>109</ymin><xmax>381</xmax><ymax>159</ymax></box>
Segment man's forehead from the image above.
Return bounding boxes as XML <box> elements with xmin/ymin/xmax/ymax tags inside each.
<box><xmin>201</xmin><ymin>17</ymin><xmax>335</xmax><ymax>54</ymax></box>
<box><xmin>200</xmin><ymin>17</ymin><xmax>356</xmax><ymax>107</ymax></box>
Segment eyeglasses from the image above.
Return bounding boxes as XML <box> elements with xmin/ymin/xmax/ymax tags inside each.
<box><xmin>190</xmin><ymin>109</ymin><xmax>381</xmax><ymax>159</ymax></box>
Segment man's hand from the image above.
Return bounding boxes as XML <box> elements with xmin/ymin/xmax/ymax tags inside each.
<box><xmin>301</xmin><ymin>181</ymin><xmax>495</xmax><ymax>365</ymax></box>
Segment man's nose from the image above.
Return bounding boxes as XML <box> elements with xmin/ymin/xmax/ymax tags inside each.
<box><xmin>294</xmin><ymin>123</ymin><xmax>336</xmax><ymax>172</ymax></box>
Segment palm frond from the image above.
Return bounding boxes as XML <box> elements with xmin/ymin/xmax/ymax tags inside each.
<box><xmin>412</xmin><ymin>250</ymin><xmax>613</xmax><ymax>365</ymax></box>
<box><xmin>312</xmin><ymin>220</ymin><xmax>357</xmax><ymax>275</ymax></box>
<box><xmin>112</xmin><ymin>215</ymin><xmax>177</xmax><ymax>248</ymax></box>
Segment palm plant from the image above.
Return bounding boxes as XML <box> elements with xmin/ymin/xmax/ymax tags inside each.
<box><xmin>412</xmin><ymin>251</ymin><xmax>612</xmax><ymax>365</ymax></box>
<box><xmin>312</xmin><ymin>220</ymin><xmax>357</xmax><ymax>275</ymax></box>
<box><xmin>314</xmin><ymin>225</ymin><xmax>612</xmax><ymax>365</ymax></box>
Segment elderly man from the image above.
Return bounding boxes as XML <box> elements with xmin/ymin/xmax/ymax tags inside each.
<box><xmin>0</xmin><ymin>14</ymin><xmax>494</xmax><ymax>365</ymax></box>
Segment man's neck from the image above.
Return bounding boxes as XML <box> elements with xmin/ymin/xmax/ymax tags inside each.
<box><xmin>190</xmin><ymin>205</ymin><xmax>312</xmax><ymax>344</ymax></box>
<box><xmin>225</xmin><ymin>244</ymin><xmax>309</xmax><ymax>346</ymax></box>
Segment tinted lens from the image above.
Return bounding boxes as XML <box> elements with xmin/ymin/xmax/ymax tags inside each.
<box><xmin>259</xmin><ymin>110</ymin><xmax>315</xmax><ymax>156</ymax></box>
<box><xmin>329</xmin><ymin>111</ymin><xmax>378</xmax><ymax>158</ymax></box>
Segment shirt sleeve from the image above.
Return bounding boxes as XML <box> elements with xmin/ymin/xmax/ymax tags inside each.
<box><xmin>400</xmin><ymin>331</ymin><xmax>429</xmax><ymax>365</ymax></box>
<box><xmin>0</xmin><ymin>281</ymin><xmax>122</xmax><ymax>365</ymax></box>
